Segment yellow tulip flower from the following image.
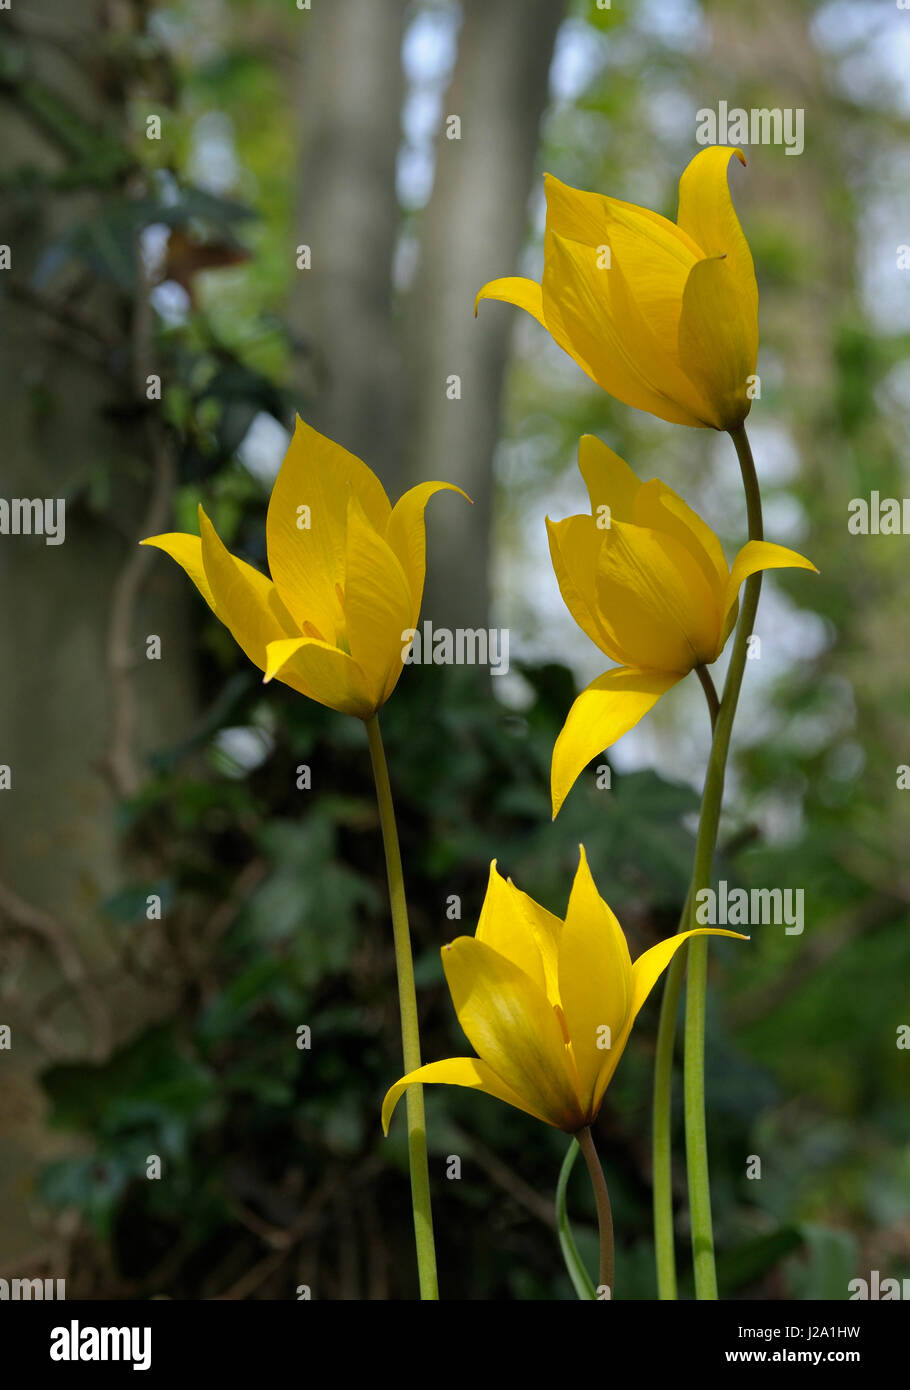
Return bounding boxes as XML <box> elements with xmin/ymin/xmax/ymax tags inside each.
<box><xmin>142</xmin><ymin>417</ymin><xmax>466</xmax><ymax>720</ymax></box>
<box><xmin>476</xmin><ymin>146</ymin><xmax>758</xmax><ymax>431</ymax></box>
<box><xmin>547</xmin><ymin>436</ymin><xmax>818</xmax><ymax>817</ymax></box>
<box><xmin>382</xmin><ymin>847</ymin><xmax>745</xmax><ymax>1135</ymax></box>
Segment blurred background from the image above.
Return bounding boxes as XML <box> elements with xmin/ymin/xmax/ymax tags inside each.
<box><xmin>0</xmin><ymin>0</ymin><xmax>908</xmax><ymax>1300</ymax></box>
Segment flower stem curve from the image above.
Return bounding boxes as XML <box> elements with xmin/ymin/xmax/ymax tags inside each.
<box><xmin>366</xmin><ymin>712</ymin><xmax>438</xmax><ymax>1300</ymax></box>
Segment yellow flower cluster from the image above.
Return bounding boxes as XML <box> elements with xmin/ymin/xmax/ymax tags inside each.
<box><xmin>145</xmin><ymin>146</ymin><xmax>818</xmax><ymax>1295</ymax></box>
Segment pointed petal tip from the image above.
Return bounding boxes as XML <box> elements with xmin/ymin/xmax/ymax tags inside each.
<box><xmin>698</xmin><ymin>145</ymin><xmax>746</xmax><ymax>169</ymax></box>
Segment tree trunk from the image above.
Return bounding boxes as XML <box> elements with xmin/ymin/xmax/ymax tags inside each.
<box><xmin>287</xmin><ymin>0</ymin><xmax>410</xmax><ymax>492</ymax></box>
<box><xmin>406</xmin><ymin>0</ymin><xmax>566</xmax><ymax>631</ymax></box>
<box><xmin>0</xmin><ymin>0</ymin><xmax>198</xmax><ymax>1264</ymax></box>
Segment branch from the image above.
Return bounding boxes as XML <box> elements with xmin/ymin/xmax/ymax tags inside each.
<box><xmin>0</xmin><ymin>878</ymin><xmax>112</xmax><ymax>1058</ymax></box>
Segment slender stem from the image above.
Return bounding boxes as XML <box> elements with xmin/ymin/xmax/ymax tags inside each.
<box><xmin>365</xmin><ymin>713</ymin><xmax>438</xmax><ymax>1300</ymax></box>
<box><xmin>651</xmin><ymin>893</ymin><xmax>688</xmax><ymax>1299</ymax></box>
<box><xmin>684</xmin><ymin>422</ymin><xmax>763</xmax><ymax>1300</ymax></box>
<box><xmin>576</xmin><ymin>1126</ymin><xmax>614</xmax><ymax>1298</ymax></box>
<box><xmin>651</xmin><ymin>667</ymin><xmax>719</xmax><ymax>1299</ymax></box>
<box><xmin>695</xmin><ymin>664</ymin><xmax>720</xmax><ymax>726</ymax></box>
<box><xmin>555</xmin><ymin>1139</ymin><xmax>598</xmax><ymax>1300</ymax></box>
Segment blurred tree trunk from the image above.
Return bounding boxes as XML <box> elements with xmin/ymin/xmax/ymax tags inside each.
<box><xmin>289</xmin><ymin>0</ymin><xmax>565</xmax><ymax>629</ymax></box>
<box><xmin>700</xmin><ymin>1</ymin><xmax>910</xmax><ymax>952</ymax></box>
<box><xmin>287</xmin><ymin>0</ymin><xmax>410</xmax><ymax>490</ymax></box>
<box><xmin>406</xmin><ymin>0</ymin><xmax>566</xmax><ymax>631</ymax></box>
<box><xmin>0</xmin><ymin>0</ymin><xmax>197</xmax><ymax>1263</ymax></box>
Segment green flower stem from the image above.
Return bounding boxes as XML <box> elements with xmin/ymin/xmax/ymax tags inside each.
<box><xmin>652</xmin><ymin>669</ymin><xmax>718</xmax><ymax>1301</ymax></box>
<box><xmin>555</xmin><ymin>1139</ymin><xmax>598</xmax><ymax>1300</ymax></box>
<box><xmin>577</xmin><ymin>1125</ymin><xmax>615</xmax><ymax>1298</ymax></box>
<box><xmin>651</xmin><ymin>424</ymin><xmax>763</xmax><ymax>1301</ymax></box>
<box><xmin>695</xmin><ymin>663</ymin><xmax>721</xmax><ymax>725</ymax></box>
<box><xmin>365</xmin><ymin>712</ymin><xmax>438</xmax><ymax>1300</ymax></box>
<box><xmin>651</xmin><ymin>893</ymin><xmax>690</xmax><ymax>1300</ymax></box>
<box><xmin>684</xmin><ymin>422</ymin><xmax>763</xmax><ymax>1300</ymax></box>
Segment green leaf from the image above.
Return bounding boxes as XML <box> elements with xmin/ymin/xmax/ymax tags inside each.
<box><xmin>716</xmin><ymin>1225</ymin><xmax>805</xmax><ymax>1295</ymax></box>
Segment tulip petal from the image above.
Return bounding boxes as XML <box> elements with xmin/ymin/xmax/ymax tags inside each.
<box><xmin>474</xmin><ymin>275</ymin><xmax>546</xmax><ymax>326</ymax></box>
<box><xmin>586</xmin><ymin>925</ymin><xmax>749</xmax><ymax>1114</ymax></box>
<box><xmin>443</xmin><ymin>937</ymin><xmax>584</xmax><ymax>1132</ymax></box>
<box><xmin>140</xmin><ymin>532</ymin><xmax>217</xmax><ymax>612</ymax></box>
<box><xmin>344</xmin><ymin>497</ymin><xmax>415</xmax><ymax>708</ymax></box>
<box><xmin>677</xmin><ymin>146</ymin><xmax>757</xmax><ymax>323</ymax></box>
<box><xmin>544</xmin><ymin>172</ymin><xmax>703</xmax><ymax>261</ymax></box>
<box><xmin>633</xmin><ymin>478</ymin><xmax>729</xmax><ymax>600</ymax></box>
<box><xmin>475</xmin><ymin>861</ymin><xmax>548</xmax><ymax>998</ymax></box>
<box><xmin>596</xmin><ymin>519</ymin><xmax>721</xmax><ymax>671</ymax></box>
<box><xmin>381</xmin><ymin>1057</ymin><xmax>550</xmax><ymax>1136</ymax></box>
<box><xmin>198</xmin><ymin>508</ymin><xmax>299</xmax><ymax>673</ymax></box>
<box><xmin>598</xmin><ymin>195</ymin><xmax>695</xmax><ymax>332</ymax></box>
<box><xmin>721</xmin><ymin>539</ymin><xmax>818</xmax><ymax>637</ymax></box>
<box><xmin>503</xmin><ymin>878</ymin><xmax>563</xmax><ymax>1007</ymax></box>
<box><xmin>543</xmin><ymin>228</ymin><xmax>705</xmax><ymax>428</ymax></box>
<box><xmin>558</xmin><ymin>846</ymin><xmax>632</xmax><ymax>1112</ymax></box>
<box><xmin>675</xmin><ymin>148</ymin><xmax>759</xmax><ymax>429</ymax></box>
<box><xmin>576</xmin><ymin>434</ymin><xmax>642</xmax><ymax>525</ymax></box>
<box><xmin>678</xmin><ymin>253</ymin><xmax>757</xmax><ymax>431</ymax></box>
<box><xmin>549</xmin><ymin>175</ymin><xmax>714</xmax><ymax>426</ymax></box>
<box><xmin>628</xmin><ymin>926</ymin><xmax>749</xmax><ymax>1025</ymax></box>
<box><xmin>386</xmin><ymin>481</ymin><xmax>470</xmax><ymax>619</ymax></box>
<box><xmin>265</xmin><ymin>416</ymin><xmax>392</xmax><ymax>643</ymax></box>
<box><xmin>262</xmin><ymin>636</ymin><xmax>373</xmax><ymax>719</ymax></box>
<box><xmin>551</xmin><ymin>667</ymin><xmax>683</xmax><ymax>818</ymax></box>
<box><xmin>546</xmin><ymin>515</ymin><xmax>624</xmax><ymax>663</ymax></box>
<box><xmin>544</xmin><ymin>175</ymin><xmax>714</xmax><ymax>426</ymax></box>
<box><xmin>542</xmin><ymin>172</ymin><xmax>613</xmax><ymax>245</ymax></box>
